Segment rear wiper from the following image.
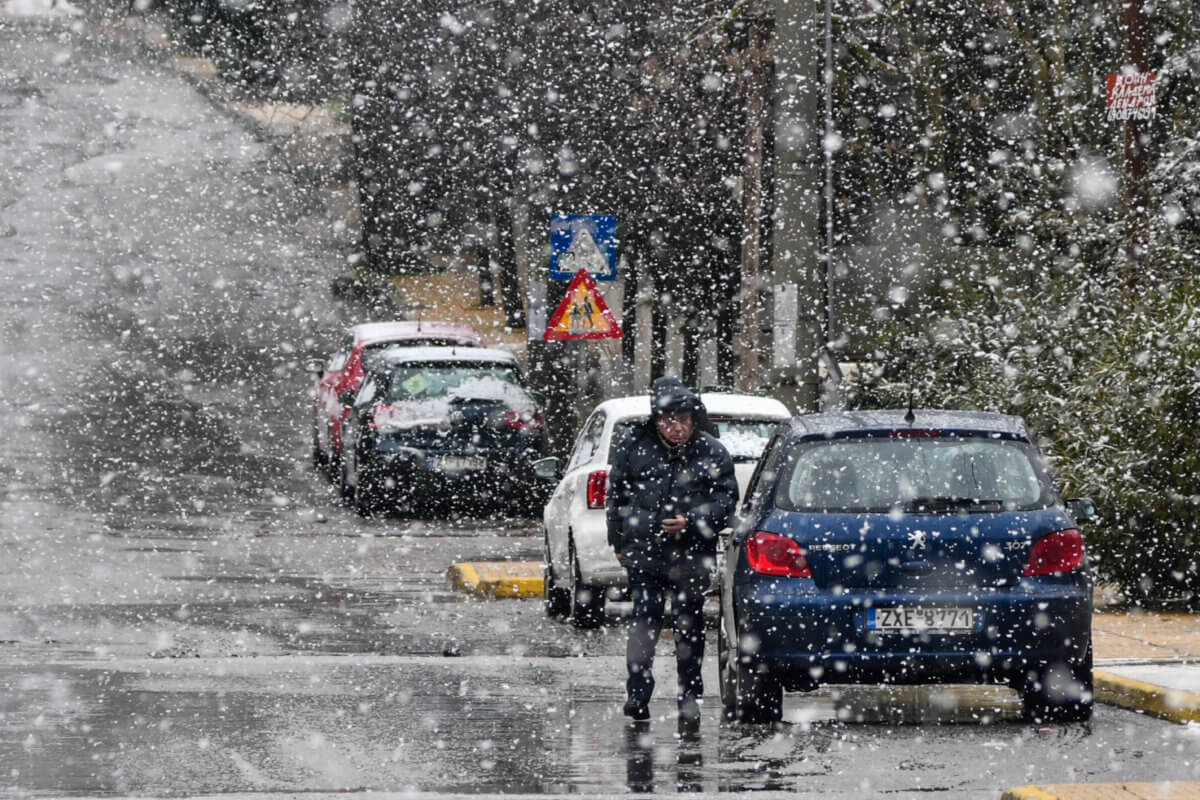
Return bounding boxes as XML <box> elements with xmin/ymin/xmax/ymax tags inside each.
<box><xmin>903</xmin><ymin>496</ymin><xmax>1006</xmax><ymax>512</ymax></box>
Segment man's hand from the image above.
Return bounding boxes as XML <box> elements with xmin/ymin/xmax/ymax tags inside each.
<box><xmin>661</xmin><ymin>514</ymin><xmax>686</xmax><ymax>536</ymax></box>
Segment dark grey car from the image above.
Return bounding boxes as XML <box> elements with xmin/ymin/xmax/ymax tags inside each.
<box><xmin>340</xmin><ymin>346</ymin><xmax>547</xmax><ymax>516</ymax></box>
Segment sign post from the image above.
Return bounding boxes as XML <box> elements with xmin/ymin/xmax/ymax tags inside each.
<box><xmin>531</xmin><ymin>215</ymin><xmax>622</xmax><ymax>458</ymax></box>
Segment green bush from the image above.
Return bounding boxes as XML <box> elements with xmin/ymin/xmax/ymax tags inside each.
<box><xmin>1060</xmin><ymin>279</ymin><xmax>1200</xmax><ymax>602</ymax></box>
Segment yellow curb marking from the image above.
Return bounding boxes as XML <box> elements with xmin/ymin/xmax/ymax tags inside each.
<box><xmin>1000</xmin><ymin>786</ymin><xmax>1059</xmax><ymax>800</ymax></box>
<box><xmin>447</xmin><ymin>561</ymin><xmax>544</xmax><ymax>599</ymax></box>
<box><xmin>1095</xmin><ymin>670</ymin><xmax>1200</xmax><ymax>725</ymax></box>
<box><xmin>1004</xmin><ymin>783</ymin><xmax>1200</xmax><ymax>800</ymax></box>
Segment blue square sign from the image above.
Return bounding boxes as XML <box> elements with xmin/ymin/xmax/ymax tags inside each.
<box><xmin>550</xmin><ymin>213</ymin><xmax>617</xmax><ymax>281</ymax></box>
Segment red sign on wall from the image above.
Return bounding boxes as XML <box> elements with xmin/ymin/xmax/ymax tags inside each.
<box><xmin>1106</xmin><ymin>72</ymin><xmax>1157</xmax><ymax>122</ymax></box>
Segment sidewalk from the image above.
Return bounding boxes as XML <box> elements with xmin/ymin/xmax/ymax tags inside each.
<box><xmin>1092</xmin><ymin>606</ymin><xmax>1200</xmax><ymax>726</ymax></box>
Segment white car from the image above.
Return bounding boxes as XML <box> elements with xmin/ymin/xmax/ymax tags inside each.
<box><xmin>536</xmin><ymin>392</ymin><xmax>792</xmax><ymax>627</ymax></box>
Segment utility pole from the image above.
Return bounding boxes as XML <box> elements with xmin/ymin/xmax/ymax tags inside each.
<box><xmin>821</xmin><ymin>0</ymin><xmax>835</xmax><ymax>355</ymax></box>
<box><xmin>768</xmin><ymin>0</ymin><xmax>823</xmax><ymax>412</ymax></box>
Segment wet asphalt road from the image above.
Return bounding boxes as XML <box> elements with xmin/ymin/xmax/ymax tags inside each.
<box><xmin>1</xmin><ymin>13</ymin><xmax>1199</xmax><ymax>800</ymax></box>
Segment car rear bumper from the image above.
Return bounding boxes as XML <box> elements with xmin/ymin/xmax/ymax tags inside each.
<box><xmin>571</xmin><ymin>511</ymin><xmax>626</xmax><ymax>587</ymax></box>
<box><xmin>733</xmin><ymin>580</ymin><xmax>1092</xmax><ymax>689</ymax></box>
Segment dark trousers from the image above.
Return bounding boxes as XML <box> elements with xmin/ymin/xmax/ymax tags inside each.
<box><xmin>625</xmin><ymin>568</ymin><xmax>708</xmax><ymax>707</ymax></box>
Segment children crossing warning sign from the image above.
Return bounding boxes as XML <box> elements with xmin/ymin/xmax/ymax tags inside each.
<box><xmin>543</xmin><ymin>269</ymin><xmax>624</xmax><ymax>341</ymax></box>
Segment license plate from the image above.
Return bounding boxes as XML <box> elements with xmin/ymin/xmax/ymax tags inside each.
<box><xmin>430</xmin><ymin>455</ymin><xmax>487</xmax><ymax>473</ymax></box>
<box><xmin>867</xmin><ymin>607</ymin><xmax>976</xmax><ymax>633</ymax></box>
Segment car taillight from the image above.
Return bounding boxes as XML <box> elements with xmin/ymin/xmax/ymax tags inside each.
<box><xmin>1022</xmin><ymin>529</ymin><xmax>1085</xmax><ymax>576</ymax></box>
<box><xmin>368</xmin><ymin>404</ymin><xmax>392</xmax><ymax>431</ymax></box>
<box><xmin>746</xmin><ymin>532</ymin><xmax>812</xmax><ymax>578</ymax></box>
<box><xmin>586</xmin><ymin>470</ymin><xmax>608</xmax><ymax>509</ymax></box>
<box><xmin>503</xmin><ymin>408</ymin><xmax>545</xmax><ymax>432</ymax></box>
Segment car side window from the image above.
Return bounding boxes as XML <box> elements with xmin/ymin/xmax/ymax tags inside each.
<box><xmin>354</xmin><ymin>375</ymin><xmax>380</xmax><ymax>407</ymax></box>
<box><xmin>326</xmin><ymin>335</ymin><xmax>354</xmax><ymax>373</ymax></box>
<box><xmin>567</xmin><ymin>411</ymin><xmax>607</xmax><ymax>471</ymax></box>
<box><xmin>740</xmin><ymin>429</ymin><xmax>787</xmax><ymax>514</ymax></box>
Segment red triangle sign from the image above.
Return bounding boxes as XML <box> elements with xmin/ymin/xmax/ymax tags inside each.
<box><xmin>543</xmin><ymin>269</ymin><xmax>624</xmax><ymax>340</ymax></box>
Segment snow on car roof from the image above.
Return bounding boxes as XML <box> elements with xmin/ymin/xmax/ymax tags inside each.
<box><xmin>370</xmin><ymin>345</ymin><xmax>519</xmax><ymax>367</ymax></box>
<box><xmin>788</xmin><ymin>409</ymin><xmax>1030</xmax><ymax>439</ymax></box>
<box><xmin>352</xmin><ymin>320</ymin><xmax>483</xmax><ymax>347</ymax></box>
<box><xmin>593</xmin><ymin>392</ymin><xmax>791</xmax><ymax>422</ymax></box>
<box><xmin>702</xmin><ymin>393</ymin><xmax>791</xmax><ymax>419</ymax></box>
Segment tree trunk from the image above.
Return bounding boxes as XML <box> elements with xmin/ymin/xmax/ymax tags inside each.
<box><xmin>494</xmin><ymin>198</ymin><xmax>526</xmax><ymax>329</ymax></box>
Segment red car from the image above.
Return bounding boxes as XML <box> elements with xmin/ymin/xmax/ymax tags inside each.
<box><xmin>306</xmin><ymin>321</ymin><xmax>483</xmax><ymax>481</ymax></box>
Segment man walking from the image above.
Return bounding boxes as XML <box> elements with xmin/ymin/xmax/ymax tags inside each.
<box><xmin>606</xmin><ymin>377</ymin><xmax>738</xmax><ymax>729</ymax></box>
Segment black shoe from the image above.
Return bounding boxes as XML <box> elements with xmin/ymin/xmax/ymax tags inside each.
<box><xmin>623</xmin><ymin>698</ymin><xmax>650</xmax><ymax>721</ymax></box>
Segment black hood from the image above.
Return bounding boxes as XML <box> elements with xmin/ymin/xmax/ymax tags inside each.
<box><xmin>650</xmin><ymin>376</ymin><xmax>700</xmax><ymax>416</ymax></box>
<box><xmin>649</xmin><ymin>377</ymin><xmax>717</xmax><ymax>438</ymax></box>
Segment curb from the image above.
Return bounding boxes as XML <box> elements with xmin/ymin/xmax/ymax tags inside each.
<box><xmin>1000</xmin><ymin>787</ymin><xmax>1059</xmax><ymax>800</ymax></box>
<box><xmin>446</xmin><ymin>562</ymin><xmax>544</xmax><ymax>599</ymax></box>
<box><xmin>1094</xmin><ymin>669</ymin><xmax>1200</xmax><ymax>725</ymax></box>
<box><xmin>1002</xmin><ymin>783</ymin><xmax>1200</xmax><ymax>799</ymax></box>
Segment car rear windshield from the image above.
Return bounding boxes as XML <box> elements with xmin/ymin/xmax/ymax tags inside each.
<box><xmin>385</xmin><ymin>363</ymin><xmax>524</xmax><ymax>403</ymax></box>
<box><xmin>775</xmin><ymin>434</ymin><xmax>1054</xmax><ymax>513</ymax></box>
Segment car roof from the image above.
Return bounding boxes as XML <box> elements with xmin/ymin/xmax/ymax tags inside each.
<box><xmin>351</xmin><ymin>320</ymin><xmax>483</xmax><ymax>348</ymax></box>
<box><xmin>589</xmin><ymin>392</ymin><xmax>792</xmax><ymax>423</ymax></box>
<box><xmin>368</xmin><ymin>345</ymin><xmax>519</xmax><ymax>368</ymax></box>
<box><xmin>785</xmin><ymin>409</ymin><xmax>1031</xmax><ymax>440</ymax></box>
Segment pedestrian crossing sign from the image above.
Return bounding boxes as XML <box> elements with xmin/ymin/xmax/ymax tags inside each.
<box><xmin>550</xmin><ymin>213</ymin><xmax>617</xmax><ymax>280</ymax></box>
<box><xmin>543</xmin><ymin>269</ymin><xmax>624</xmax><ymax>340</ymax></box>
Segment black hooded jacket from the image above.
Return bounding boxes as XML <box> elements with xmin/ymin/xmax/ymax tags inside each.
<box><xmin>605</xmin><ymin>377</ymin><xmax>738</xmax><ymax>575</ymax></box>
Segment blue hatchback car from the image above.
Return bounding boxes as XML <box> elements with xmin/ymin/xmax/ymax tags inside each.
<box><xmin>718</xmin><ymin>409</ymin><xmax>1096</xmax><ymax>724</ymax></box>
